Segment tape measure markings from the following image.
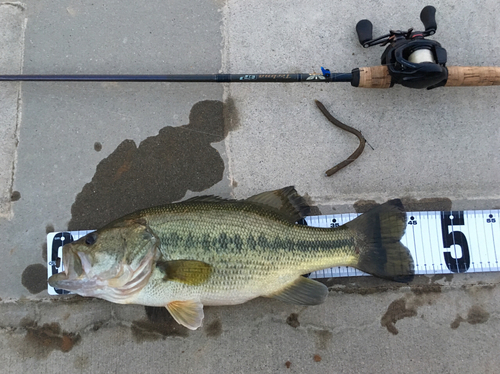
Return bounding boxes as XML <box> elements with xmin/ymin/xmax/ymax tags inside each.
<box><xmin>306</xmin><ymin>210</ymin><xmax>500</xmax><ymax>278</ymax></box>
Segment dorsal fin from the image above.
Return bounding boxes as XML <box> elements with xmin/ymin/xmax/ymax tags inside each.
<box><xmin>245</xmin><ymin>186</ymin><xmax>310</xmax><ymax>223</ymax></box>
<box><xmin>182</xmin><ymin>195</ymin><xmax>229</xmax><ymax>203</ymax></box>
<box><xmin>182</xmin><ymin>187</ymin><xmax>311</xmax><ymax>224</ymax></box>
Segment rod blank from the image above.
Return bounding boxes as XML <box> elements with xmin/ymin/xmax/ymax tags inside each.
<box><xmin>1</xmin><ymin>67</ymin><xmax>499</xmax><ymax>87</ymax></box>
<box><xmin>0</xmin><ymin>73</ymin><xmax>353</xmax><ymax>83</ymax></box>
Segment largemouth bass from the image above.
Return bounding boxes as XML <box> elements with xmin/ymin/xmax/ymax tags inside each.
<box><xmin>49</xmin><ymin>187</ymin><xmax>414</xmax><ymax>330</ymax></box>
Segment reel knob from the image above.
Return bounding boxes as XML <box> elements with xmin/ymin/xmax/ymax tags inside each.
<box><xmin>356</xmin><ymin>19</ymin><xmax>373</xmax><ymax>48</ymax></box>
<box><xmin>420</xmin><ymin>6</ymin><xmax>437</xmax><ymax>34</ymax></box>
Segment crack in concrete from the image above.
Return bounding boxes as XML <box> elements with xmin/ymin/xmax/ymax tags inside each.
<box><xmin>219</xmin><ymin>0</ymin><xmax>238</xmax><ymax>198</ymax></box>
<box><xmin>0</xmin><ymin>2</ymin><xmax>26</xmax><ymax>11</ymax></box>
<box><xmin>0</xmin><ymin>3</ymin><xmax>26</xmax><ymax>220</ymax></box>
<box><xmin>8</xmin><ymin>62</ymin><xmax>24</xmax><ymax>202</ymax></box>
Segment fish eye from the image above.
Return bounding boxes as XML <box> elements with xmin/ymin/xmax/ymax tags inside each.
<box><xmin>85</xmin><ymin>232</ymin><xmax>97</xmax><ymax>245</ymax></box>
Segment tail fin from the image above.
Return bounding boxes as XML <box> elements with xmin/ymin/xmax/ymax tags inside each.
<box><xmin>345</xmin><ymin>199</ymin><xmax>414</xmax><ymax>282</ymax></box>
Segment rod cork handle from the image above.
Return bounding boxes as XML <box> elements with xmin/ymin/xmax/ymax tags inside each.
<box><xmin>351</xmin><ymin>66</ymin><xmax>392</xmax><ymax>88</ymax></box>
<box><xmin>445</xmin><ymin>66</ymin><xmax>500</xmax><ymax>86</ymax></box>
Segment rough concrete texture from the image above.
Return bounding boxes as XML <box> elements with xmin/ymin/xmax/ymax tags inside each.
<box><xmin>0</xmin><ymin>0</ymin><xmax>499</xmax><ymax>372</ymax></box>
<box><xmin>0</xmin><ymin>3</ymin><xmax>25</xmax><ymax>218</ymax></box>
<box><xmin>224</xmin><ymin>1</ymin><xmax>500</xmax><ymax>210</ymax></box>
<box><xmin>2</xmin><ymin>274</ymin><xmax>499</xmax><ymax>373</ymax></box>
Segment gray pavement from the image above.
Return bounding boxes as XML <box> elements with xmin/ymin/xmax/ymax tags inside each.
<box><xmin>1</xmin><ymin>0</ymin><xmax>499</xmax><ymax>373</ymax></box>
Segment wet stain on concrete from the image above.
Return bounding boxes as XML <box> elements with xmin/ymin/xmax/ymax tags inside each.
<box><xmin>132</xmin><ymin>306</ymin><xmax>189</xmax><ymax>342</ymax></box>
<box><xmin>205</xmin><ymin>319</ymin><xmax>222</xmax><ymax>337</ymax></box>
<box><xmin>451</xmin><ymin>305</ymin><xmax>490</xmax><ymax>329</ymax></box>
<box><xmin>94</xmin><ymin>142</ymin><xmax>102</xmax><ymax>152</ymax></box>
<box><xmin>381</xmin><ymin>298</ymin><xmax>416</xmax><ymax>335</ymax></box>
<box><xmin>400</xmin><ymin>197</ymin><xmax>452</xmax><ymax>212</ymax></box>
<box><xmin>353</xmin><ymin>199</ymin><xmax>379</xmax><ymax>213</ymax></box>
<box><xmin>302</xmin><ymin>193</ymin><xmax>322</xmax><ymax>215</ymax></box>
<box><xmin>11</xmin><ymin>191</ymin><xmax>21</xmax><ymax>201</ymax></box>
<box><xmin>21</xmin><ymin>264</ymin><xmax>48</xmax><ymax>294</ymax></box>
<box><xmin>323</xmin><ymin>274</ymin><xmax>431</xmax><ymax>295</ymax></box>
<box><xmin>381</xmin><ymin>287</ymin><xmax>441</xmax><ymax>335</ymax></box>
<box><xmin>323</xmin><ymin>277</ymin><xmax>393</xmax><ymax>295</ymax></box>
<box><xmin>286</xmin><ymin>313</ymin><xmax>300</xmax><ymax>328</ymax></box>
<box><xmin>462</xmin><ymin>282</ymin><xmax>496</xmax><ymax>294</ymax></box>
<box><xmin>354</xmin><ymin>197</ymin><xmax>452</xmax><ymax>213</ymax></box>
<box><xmin>313</xmin><ymin>329</ymin><xmax>333</xmax><ymax>350</ymax></box>
<box><xmin>466</xmin><ymin>305</ymin><xmax>490</xmax><ymax>324</ymax></box>
<box><xmin>430</xmin><ymin>274</ymin><xmax>454</xmax><ymax>284</ymax></box>
<box><xmin>68</xmin><ymin>99</ymin><xmax>239</xmax><ymax>230</ymax></box>
<box><xmin>476</xmin><ymin>281</ymin><xmax>496</xmax><ymax>290</ymax></box>
<box><xmin>450</xmin><ymin>315</ymin><xmax>465</xmax><ymax>329</ymax></box>
<box><xmin>411</xmin><ymin>284</ymin><xmax>442</xmax><ymax>296</ymax></box>
<box><xmin>19</xmin><ymin>318</ymin><xmax>81</xmax><ymax>359</ymax></box>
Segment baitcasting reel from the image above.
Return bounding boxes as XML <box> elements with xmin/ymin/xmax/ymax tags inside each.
<box><xmin>354</xmin><ymin>6</ymin><xmax>448</xmax><ymax>89</ymax></box>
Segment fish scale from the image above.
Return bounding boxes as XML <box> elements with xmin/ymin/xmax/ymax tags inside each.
<box><xmin>126</xmin><ymin>203</ymin><xmax>360</xmax><ymax>306</ymax></box>
<box><xmin>148</xmin><ymin>203</ymin><xmax>357</xmax><ymax>269</ymax></box>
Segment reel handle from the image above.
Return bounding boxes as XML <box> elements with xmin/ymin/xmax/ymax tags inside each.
<box><xmin>356</xmin><ymin>19</ymin><xmax>373</xmax><ymax>48</ymax></box>
<box><xmin>420</xmin><ymin>6</ymin><xmax>437</xmax><ymax>34</ymax></box>
<box><xmin>356</xmin><ymin>6</ymin><xmax>438</xmax><ymax>48</ymax></box>
<box><xmin>352</xmin><ymin>66</ymin><xmax>500</xmax><ymax>88</ymax></box>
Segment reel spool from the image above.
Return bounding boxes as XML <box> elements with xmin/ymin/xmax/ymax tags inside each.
<box><xmin>408</xmin><ymin>49</ymin><xmax>435</xmax><ymax>64</ymax></box>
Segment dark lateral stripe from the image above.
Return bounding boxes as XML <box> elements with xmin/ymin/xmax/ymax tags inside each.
<box><xmin>161</xmin><ymin>231</ymin><xmax>354</xmax><ymax>253</ymax></box>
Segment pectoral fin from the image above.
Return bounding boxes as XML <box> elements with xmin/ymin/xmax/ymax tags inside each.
<box><xmin>156</xmin><ymin>260</ymin><xmax>212</xmax><ymax>285</ymax></box>
<box><xmin>166</xmin><ymin>300</ymin><xmax>205</xmax><ymax>330</ymax></box>
<box><xmin>268</xmin><ymin>277</ymin><xmax>328</xmax><ymax>305</ymax></box>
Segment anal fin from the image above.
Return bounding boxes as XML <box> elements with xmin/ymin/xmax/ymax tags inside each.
<box><xmin>166</xmin><ymin>300</ymin><xmax>204</xmax><ymax>330</ymax></box>
<box><xmin>267</xmin><ymin>277</ymin><xmax>328</xmax><ymax>305</ymax></box>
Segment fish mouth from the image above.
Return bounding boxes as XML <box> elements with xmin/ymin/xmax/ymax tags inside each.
<box><xmin>48</xmin><ymin>245</ymin><xmax>97</xmax><ymax>292</ymax></box>
<box><xmin>48</xmin><ymin>240</ymin><xmax>158</xmax><ymax>301</ymax></box>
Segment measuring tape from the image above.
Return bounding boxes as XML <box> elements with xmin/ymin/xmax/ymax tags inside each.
<box><xmin>47</xmin><ymin>210</ymin><xmax>499</xmax><ymax>295</ymax></box>
<box><xmin>305</xmin><ymin>210</ymin><xmax>499</xmax><ymax>279</ymax></box>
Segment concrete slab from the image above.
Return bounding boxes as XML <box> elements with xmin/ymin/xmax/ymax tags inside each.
<box><xmin>0</xmin><ymin>3</ymin><xmax>26</xmax><ymax>219</ymax></box>
<box><xmin>0</xmin><ymin>0</ymin><xmax>499</xmax><ymax>373</ymax></box>
<box><xmin>224</xmin><ymin>1</ymin><xmax>500</xmax><ymax>211</ymax></box>
<box><xmin>1</xmin><ymin>0</ymin><xmax>225</xmax><ymax>300</ymax></box>
<box><xmin>1</xmin><ymin>274</ymin><xmax>499</xmax><ymax>373</ymax></box>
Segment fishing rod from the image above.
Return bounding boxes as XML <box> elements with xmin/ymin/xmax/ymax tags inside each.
<box><xmin>1</xmin><ymin>6</ymin><xmax>499</xmax><ymax>89</ymax></box>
